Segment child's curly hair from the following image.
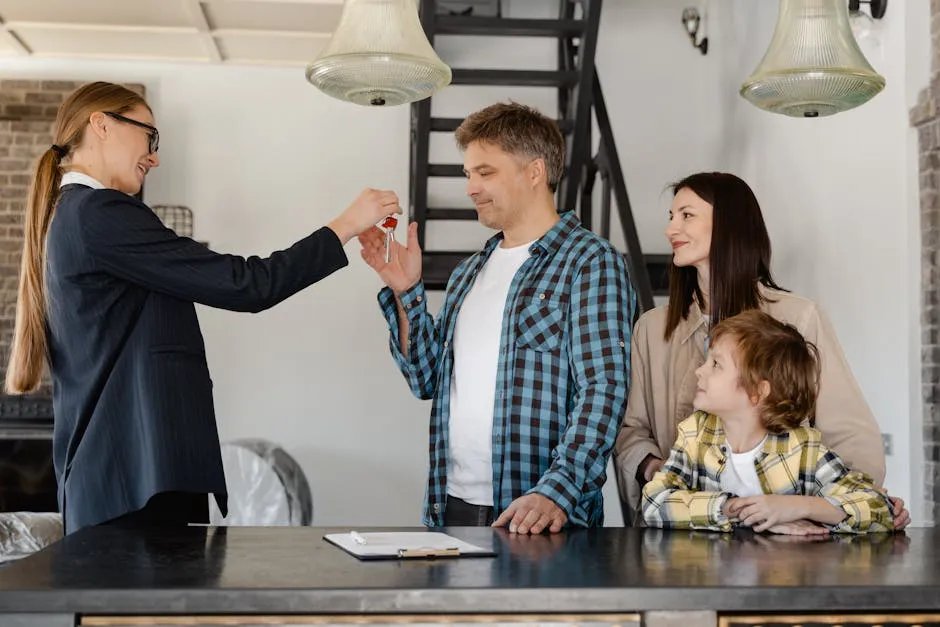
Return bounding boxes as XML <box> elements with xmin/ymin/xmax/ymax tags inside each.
<box><xmin>710</xmin><ymin>310</ymin><xmax>820</xmax><ymax>432</ymax></box>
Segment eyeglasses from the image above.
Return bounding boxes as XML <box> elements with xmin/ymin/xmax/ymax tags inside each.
<box><xmin>105</xmin><ymin>112</ymin><xmax>159</xmax><ymax>154</ymax></box>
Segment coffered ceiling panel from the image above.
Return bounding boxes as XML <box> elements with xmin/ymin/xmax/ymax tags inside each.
<box><xmin>15</xmin><ymin>26</ymin><xmax>209</xmax><ymax>61</ymax></box>
<box><xmin>0</xmin><ymin>0</ymin><xmax>194</xmax><ymax>28</ymax></box>
<box><xmin>204</xmin><ymin>1</ymin><xmax>342</xmax><ymax>34</ymax></box>
<box><xmin>0</xmin><ymin>0</ymin><xmax>344</xmax><ymax>65</ymax></box>
<box><xmin>217</xmin><ymin>32</ymin><xmax>328</xmax><ymax>64</ymax></box>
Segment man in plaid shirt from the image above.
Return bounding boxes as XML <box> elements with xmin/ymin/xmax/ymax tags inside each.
<box><xmin>359</xmin><ymin>102</ymin><xmax>636</xmax><ymax>533</ymax></box>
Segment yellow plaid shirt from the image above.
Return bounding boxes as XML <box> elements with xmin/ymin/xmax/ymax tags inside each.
<box><xmin>642</xmin><ymin>411</ymin><xmax>894</xmax><ymax>534</ymax></box>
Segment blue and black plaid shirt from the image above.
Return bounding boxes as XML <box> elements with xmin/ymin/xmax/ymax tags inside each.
<box><xmin>378</xmin><ymin>212</ymin><xmax>636</xmax><ymax>527</ymax></box>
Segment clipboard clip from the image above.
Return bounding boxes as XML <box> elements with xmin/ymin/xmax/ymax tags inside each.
<box><xmin>397</xmin><ymin>547</ymin><xmax>461</xmax><ymax>558</ymax></box>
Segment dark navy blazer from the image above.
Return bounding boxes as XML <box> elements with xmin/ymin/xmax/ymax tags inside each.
<box><xmin>45</xmin><ymin>184</ymin><xmax>348</xmax><ymax>533</ymax></box>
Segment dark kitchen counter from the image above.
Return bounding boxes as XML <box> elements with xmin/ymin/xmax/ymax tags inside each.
<box><xmin>0</xmin><ymin>525</ymin><xmax>933</xmax><ymax>623</ymax></box>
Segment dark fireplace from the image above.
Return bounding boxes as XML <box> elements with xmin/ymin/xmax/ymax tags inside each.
<box><xmin>0</xmin><ymin>395</ymin><xmax>57</xmax><ymax>513</ymax></box>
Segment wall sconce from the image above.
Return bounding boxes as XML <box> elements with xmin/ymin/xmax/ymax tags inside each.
<box><xmin>848</xmin><ymin>0</ymin><xmax>887</xmax><ymax>19</ymax></box>
<box><xmin>681</xmin><ymin>7</ymin><xmax>708</xmax><ymax>55</ymax></box>
<box><xmin>848</xmin><ymin>0</ymin><xmax>887</xmax><ymax>42</ymax></box>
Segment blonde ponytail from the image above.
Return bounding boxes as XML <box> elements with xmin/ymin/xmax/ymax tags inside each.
<box><xmin>5</xmin><ymin>81</ymin><xmax>149</xmax><ymax>393</ymax></box>
<box><xmin>5</xmin><ymin>148</ymin><xmax>63</xmax><ymax>393</ymax></box>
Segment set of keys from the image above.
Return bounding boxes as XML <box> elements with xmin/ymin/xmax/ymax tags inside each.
<box><xmin>382</xmin><ymin>216</ymin><xmax>398</xmax><ymax>264</ymax></box>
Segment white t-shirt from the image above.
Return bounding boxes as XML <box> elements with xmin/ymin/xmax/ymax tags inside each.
<box><xmin>719</xmin><ymin>437</ymin><xmax>766</xmax><ymax>497</ymax></box>
<box><xmin>446</xmin><ymin>240</ymin><xmax>533</xmax><ymax>506</ymax></box>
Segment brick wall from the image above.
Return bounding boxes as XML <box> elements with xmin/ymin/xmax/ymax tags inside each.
<box><xmin>912</xmin><ymin>2</ymin><xmax>940</xmax><ymax>524</ymax></box>
<box><xmin>0</xmin><ymin>80</ymin><xmax>143</xmax><ymax>398</ymax></box>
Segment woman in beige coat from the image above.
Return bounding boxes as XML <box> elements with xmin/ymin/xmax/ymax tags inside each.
<box><xmin>613</xmin><ymin>171</ymin><xmax>908</xmax><ymax>528</ymax></box>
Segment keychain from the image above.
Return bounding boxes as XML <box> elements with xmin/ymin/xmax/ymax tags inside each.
<box><xmin>382</xmin><ymin>216</ymin><xmax>398</xmax><ymax>264</ymax></box>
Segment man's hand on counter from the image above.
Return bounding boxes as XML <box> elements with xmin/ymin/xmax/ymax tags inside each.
<box><xmin>492</xmin><ymin>494</ymin><xmax>567</xmax><ymax>534</ymax></box>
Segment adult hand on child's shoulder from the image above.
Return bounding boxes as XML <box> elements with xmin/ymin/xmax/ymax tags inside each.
<box><xmin>889</xmin><ymin>496</ymin><xmax>911</xmax><ymax>531</ymax></box>
<box><xmin>641</xmin><ymin>456</ymin><xmax>665</xmax><ymax>483</ymax></box>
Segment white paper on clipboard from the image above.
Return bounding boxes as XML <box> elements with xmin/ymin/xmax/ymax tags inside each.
<box><xmin>324</xmin><ymin>531</ymin><xmax>496</xmax><ymax>560</ymax></box>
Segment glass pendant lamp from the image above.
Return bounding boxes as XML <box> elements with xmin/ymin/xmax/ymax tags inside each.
<box><xmin>740</xmin><ymin>0</ymin><xmax>885</xmax><ymax>118</ymax></box>
<box><xmin>306</xmin><ymin>0</ymin><xmax>452</xmax><ymax>107</ymax></box>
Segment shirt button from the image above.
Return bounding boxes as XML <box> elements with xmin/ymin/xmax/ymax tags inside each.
<box><xmin>539</xmin><ymin>293</ymin><xmax>546</xmax><ymax>300</ymax></box>
<box><xmin>433</xmin><ymin>503</ymin><xmax>440</xmax><ymax>513</ymax></box>
<box><xmin>416</xmin><ymin>296</ymin><xmax>423</xmax><ymax>303</ymax></box>
<box><xmin>443</xmin><ymin>341</ymin><xmax>449</xmax><ymax>347</ymax></box>
<box><xmin>619</xmin><ymin>341</ymin><xmax>625</xmax><ymax>348</ymax></box>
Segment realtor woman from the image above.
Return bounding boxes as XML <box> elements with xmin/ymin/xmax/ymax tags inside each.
<box><xmin>5</xmin><ymin>81</ymin><xmax>400</xmax><ymax>534</ymax></box>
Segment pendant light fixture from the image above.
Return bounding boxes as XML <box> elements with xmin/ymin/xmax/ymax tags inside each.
<box><xmin>740</xmin><ymin>0</ymin><xmax>886</xmax><ymax>118</ymax></box>
<box><xmin>306</xmin><ymin>0</ymin><xmax>452</xmax><ymax>107</ymax></box>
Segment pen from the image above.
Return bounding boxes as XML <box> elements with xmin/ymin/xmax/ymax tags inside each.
<box><xmin>398</xmin><ymin>548</ymin><xmax>461</xmax><ymax>558</ymax></box>
<box><xmin>350</xmin><ymin>530</ymin><xmax>367</xmax><ymax>545</ymax></box>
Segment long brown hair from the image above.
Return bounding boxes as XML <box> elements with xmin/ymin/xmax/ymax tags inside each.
<box><xmin>664</xmin><ymin>172</ymin><xmax>786</xmax><ymax>341</ymax></box>
<box><xmin>5</xmin><ymin>82</ymin><xmax>149</xmax><ymax>393</ymax></box>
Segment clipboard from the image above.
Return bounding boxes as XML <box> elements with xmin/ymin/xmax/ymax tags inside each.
<box><xmin>323</xmin><ymin>531</ymin><xmax>497</xmax><ymax>561</ymax></box>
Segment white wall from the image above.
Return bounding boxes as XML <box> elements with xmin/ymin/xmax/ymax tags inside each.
<box><xmin>906</xmin><ymin>0</ymin><xmax>931</xmax><ymax>524</ymax></box>
<box><xmin>0</xmin><ymin>0</ymin><xmax>928</xmax><ymax>525</ymax></box>
<box><xmin>597</xmin><ymin>0</ymin><xmax>728</xmax><ymax>254</ymax></box>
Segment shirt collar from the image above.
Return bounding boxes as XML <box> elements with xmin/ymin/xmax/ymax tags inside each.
<box><xmin>698</xmin><ymin>411</ymin><xmax>793</xmax><ymax>459</ymax></box>
<box><xmin>60</xmin><ymin>171</ymin><xmax>106</xmax><ymax>190</ymax></box>
<box><xmin>481</xmin><ymin>210</ymin><xmax>581</xmax><ymax>257</ymax></box>
<box><xmin>680</xmin><ymin>297</ymin><xmax>708</xmax><ymax>345</ymax></box>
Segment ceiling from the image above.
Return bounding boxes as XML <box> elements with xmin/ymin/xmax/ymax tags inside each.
<box><xmin>0</xmin><ymin>0</ymin><xmax>350</xmax><ymax>67</ymax></box>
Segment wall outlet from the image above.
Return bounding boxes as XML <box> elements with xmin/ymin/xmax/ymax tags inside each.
<box><xmin>882</xmin><ymin>433</ymin><xmax>893</xmax><ymax>456</ymax></box>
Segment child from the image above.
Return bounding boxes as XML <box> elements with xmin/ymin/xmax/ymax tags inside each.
<box><xmin>642</xmin><ymin>310</ymin><xmax>894</xmax><ymax>535</ymax></box>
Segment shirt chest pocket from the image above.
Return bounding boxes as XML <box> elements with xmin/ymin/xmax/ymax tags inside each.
<box><xmin>515</xmin><ymin>291</ymin><xmax>568</xmax><ymax>353</ymax></box>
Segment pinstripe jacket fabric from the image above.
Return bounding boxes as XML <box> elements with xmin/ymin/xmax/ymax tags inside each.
<box><xmin>642</xmin><ymin>411</ymin><xmax>894</xmax><ymax>533</ymax></box>
<box><xmin>378</xmin><ymin>212</ymin><xmax>636</xmax><ymax>527</ymax></box>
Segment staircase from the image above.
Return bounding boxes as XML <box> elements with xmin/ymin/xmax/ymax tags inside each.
<box><xmin>410</xmin><ymin>0</ymin><xmax>667</xmax><ymax>312</ymax></box>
